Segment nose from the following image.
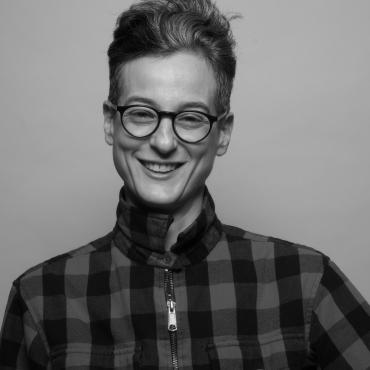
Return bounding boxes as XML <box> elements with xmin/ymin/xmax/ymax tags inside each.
<box><xmin>149</xmin><ymin>117</ymin><xmax>177</xmax><ymax>154</ymax></box>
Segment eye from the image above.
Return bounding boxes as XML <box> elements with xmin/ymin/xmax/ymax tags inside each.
<box><xmin>124</xmin><ymin>107</ymin><xmax>157</xmax><ymax>123</ymax></box>
<box><xmin>175</xmin><ymin>112</ymin><xmax>209</xmax><ymax>128</ymax></box>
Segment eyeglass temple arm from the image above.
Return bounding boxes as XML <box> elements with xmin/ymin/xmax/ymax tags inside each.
<box><xmin>217</xmin><ymin>110</ymin><xmax>229</xmax><ymax>122</ymax></box>
<box><xmin>105</xmin><ymin>100</ymin><xmax>118</xmax><ymax>111</ymax></box>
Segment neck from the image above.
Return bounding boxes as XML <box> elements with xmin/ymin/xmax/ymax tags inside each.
<box><xmin>163</xmin><ymin>189</ymin><xmax>204</xmax><ymax>251</ymax></box>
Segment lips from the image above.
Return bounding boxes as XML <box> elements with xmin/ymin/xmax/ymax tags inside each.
<box><xmin>139</xmin><ymin>160</ymin><xmax>185</xmax><ymax>174</ymax></box>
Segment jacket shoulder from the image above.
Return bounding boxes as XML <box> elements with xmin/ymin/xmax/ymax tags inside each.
<box><xmin>15</xmin><ymin>231</ymin><xmax>114</xmax><ymax>288</ymax></box>
<box><xmin>222</xmin><ymin>223</ymin><xmax>328</xmax><ymax>263</ymax></box>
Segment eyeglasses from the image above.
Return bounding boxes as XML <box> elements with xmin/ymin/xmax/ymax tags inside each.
<box><xmin>111</xmin><ymin>104</ymin><xmax>225</xmax><ymax>143</ymax></box>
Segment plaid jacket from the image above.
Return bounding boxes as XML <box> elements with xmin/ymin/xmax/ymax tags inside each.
<box><xmin>1</xmin><ymin>188</ymin><xmax>370</xmax><ymax>369</ymax></box>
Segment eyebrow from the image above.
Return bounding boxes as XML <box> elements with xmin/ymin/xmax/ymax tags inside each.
<box><xmin>124</xmin><ymin>96</ymin><xmax>212</xmax><ymax>113</ymax></box>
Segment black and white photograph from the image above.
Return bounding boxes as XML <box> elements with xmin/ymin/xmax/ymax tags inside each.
<box><xmin>0</xmin><ymin>0</ymin><xmax>369</xmax><ymax>368</ymax></box>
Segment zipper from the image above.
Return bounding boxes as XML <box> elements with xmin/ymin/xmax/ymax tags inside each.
<box><xmin>164</xmin><ymin>268</ymin><xmax>179</xmax><ymax>370</ymax></box>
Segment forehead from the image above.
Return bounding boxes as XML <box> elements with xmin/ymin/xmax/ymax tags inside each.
<box><xmin>117</xmin><ymin>52</ymin><xmax>218</xmax><ymax>111</ymax></box>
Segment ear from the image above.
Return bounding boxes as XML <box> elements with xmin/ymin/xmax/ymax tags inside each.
<box><xmin>103</xmin><ymin>100</ymin><xmax>115</xmax><ymax>145</ymax></box>
<box><xmin>216</xmin><ymin>112</ymin><xmax>234</xmax><ymax>156</ymax></box>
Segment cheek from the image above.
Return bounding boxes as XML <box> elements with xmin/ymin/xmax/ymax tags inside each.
<box><xmin>190</xmin><ymin>142</ymin><xmax>219</xmax><ymax>178</ymax></box>
<box><xmin>112</xmin><ymin>137</ymin><xmax>137</xmax><ymax>180</ymax></box>
<box><xmin>113</xmin><ymin>132</ymin><xmax>140</xmax><ymax>159</ymax></box>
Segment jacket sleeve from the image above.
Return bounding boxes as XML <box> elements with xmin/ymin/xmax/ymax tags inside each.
<box><xmin>309</xmin><ymin>258</ymin><xmax>370</xmax><ymax>369</ymax></box>
<box><xmin>0</xmin><ymin>283</ymin><xmax>49</xmax><ymax>370</ymax></box>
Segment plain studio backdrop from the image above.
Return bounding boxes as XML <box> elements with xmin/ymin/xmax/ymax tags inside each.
<box><xmin>0</xmin><ymin>0</ymin><xmax>369</xmax><ymax>317</ymax></box>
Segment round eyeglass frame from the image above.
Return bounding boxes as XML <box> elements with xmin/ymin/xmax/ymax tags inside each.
<box><xmin>111</xmin><ymin>103</ymin><xmax>225</xmax><ymax>144</ymax></box>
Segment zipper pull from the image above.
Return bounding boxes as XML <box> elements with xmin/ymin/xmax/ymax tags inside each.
<box><xmin>167</xmin><ymin>299</ymin><xmax>177</xmax><ymax>332</ymax></box>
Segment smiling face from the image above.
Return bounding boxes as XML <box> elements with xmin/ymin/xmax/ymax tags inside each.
<box><xmin>104</xmin><ymin>51</ymin><xmax>233</xmax><ymax>213</ymax></box>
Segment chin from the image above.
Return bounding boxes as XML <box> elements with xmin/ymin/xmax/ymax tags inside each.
<box><xmin>138</xmin><ymin>189</ymin><xmax>184</xmax><ymax>212</ymax></box>
<box><xmin>123</xmin><ymin>183</ymin><xmax>183</xmax><ymax>212</ymax></box>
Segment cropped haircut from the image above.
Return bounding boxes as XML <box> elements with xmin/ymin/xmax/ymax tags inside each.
<box><xmin>107</xmin><ymin>0</ymin><xmax>238</xmax><ymax>113</ymax></box>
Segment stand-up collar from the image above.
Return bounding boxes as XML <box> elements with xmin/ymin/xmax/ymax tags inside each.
<box><xmin>112</xmin><ymin>187</ymin><xmax>223</xmax><ymax>269</ymax></box>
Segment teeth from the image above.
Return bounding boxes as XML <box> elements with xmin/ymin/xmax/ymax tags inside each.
<box><xmin>142</xmin><ymin>161</ymin><xmax>179</xmax><ymax>173</ymax></box>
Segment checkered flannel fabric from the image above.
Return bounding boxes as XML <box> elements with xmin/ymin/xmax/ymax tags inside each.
<box><xmin>1</xmin><ymin>188</ymin><xmax>370</xmax><ymax>369</ymax></box>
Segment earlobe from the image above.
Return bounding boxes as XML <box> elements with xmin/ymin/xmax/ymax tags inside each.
<box><xmin>216</xmin><ymin>112</ymin><xmax>234</xmax><ymax>156</ymax></box>
<box><xmin>103</xmin><ymin>100</ymin><xmax>115</xmax><ymax>146</ymax></box>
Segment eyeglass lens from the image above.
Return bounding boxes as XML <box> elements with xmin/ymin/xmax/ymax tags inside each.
<box><xmin>121</xmin><ymin>106</ymin><xmax>211</xmax><ymax>142</ymax></box>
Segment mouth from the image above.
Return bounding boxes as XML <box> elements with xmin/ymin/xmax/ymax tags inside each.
<box><xmin>138</xmin><ymin>160</ymin><xmax>185</xmax><ymax>174</ymax></box>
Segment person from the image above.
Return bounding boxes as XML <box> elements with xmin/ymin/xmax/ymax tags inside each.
<box><xmin>1</xmin><ymin>0</ymin><xmax>369</xmax><ymax>368</ymax></box>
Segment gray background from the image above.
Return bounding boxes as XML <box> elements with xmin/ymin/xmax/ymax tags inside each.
<box><xmin>0</xmin><ymin>0</ymin><xmax>369</xmax><ymax>317</ymax></box>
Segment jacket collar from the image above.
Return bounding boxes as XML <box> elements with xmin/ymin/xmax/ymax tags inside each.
<box><xmin>112</xmin><ymin>186</ymin><xmax>223</xmax><ymax>269</ymax></box>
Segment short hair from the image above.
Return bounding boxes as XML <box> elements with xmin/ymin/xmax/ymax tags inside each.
<box><xmin>107</xmin><ymin>0</ymin><xmax>238</xmax><ymax>113</ymax></box>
